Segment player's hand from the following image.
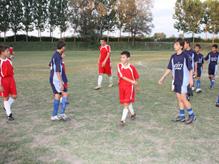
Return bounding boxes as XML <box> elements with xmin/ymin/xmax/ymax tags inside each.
<box><xmin>158</xmin><ymin>78</ymin><xmax>164</xmax><ymax>85</ymax></box>
<box><xmin>189</xmin><ymin>79</ymin><xmax>193</xmax><ymax>88</ymax></box>
<box><xmin>60</xmin><ymin>82</ymin><xmax>64</xmax><ymax>91</ymax></box>
<box><xmin>0</xmin><ymin>85</ymin><xmax>4</xmax><ymax>92</ymax></box>
<box><xmin>133</xmin><ymin>81</ymin><xmax>138</xmax><ymax>85</ymax></box>
<box><xmin>102</xmin><ymin>62</ymin><xmax>106</xmax><ymax>67</ymax></box>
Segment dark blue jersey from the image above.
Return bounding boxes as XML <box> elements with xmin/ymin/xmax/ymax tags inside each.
<box><xmin>167</xmin><ymin>52</ymin><xmax>193</xmax><ymax>87</ymax></box>
<box><xmin>49</xmin><ymin>51</ymin><xmax>63</xmax><ymax>82</ymax></box>
<box><xmin>184</xmin><ymin>49</ymin><xmax>197</xmax><ymax>69</ymax></box>
<box><xmin>205</xmin><ymin>52</ymin><xmax>219</xmax><ymax>66</ymax></box>
<box><xmin>62</xmin><ymin>62</ymin><xmax>68</xmax><ymax>83</ymax></box>
<box><xmin>196</xmin><ymin>53</ymin><xmax>204</xmax><ymax>69</ymax></box>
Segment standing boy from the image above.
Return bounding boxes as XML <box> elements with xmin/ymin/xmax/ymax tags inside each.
<box><xmin>0</xmin><ymin>45</ymin><xmax>17</xmax><ymax>121</ymax></box>
<box><xmin>194</xmin><ymin>44</ymin><xmax>204</xmax><ymax>93</ymax></box>
<box><xmin>159</xmin><ymin>38</ymin><xmax>196</xmax><ymax>124</ymax></box>
<box><xmin>204</xmin><ymin>44</ymin><xmax>219</xmax><ymax>89</ymax></box>
<box><xmin>117</xmin><ymin>51</ymin><xmax>140</xmax><ymax>126</ymax></box>
<box><xmin>94</xmin><ymin>38</ymin><xmax>113</xmax><ymax>90</ymax></box>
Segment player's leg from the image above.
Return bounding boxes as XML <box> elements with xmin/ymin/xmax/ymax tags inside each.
<box><xmin>59</xmin><ymin>91</ymin><xmax>68</xmax><ymax>120</ymax></box>
<box><xmin>127</xmin><ymin>85</ymin><xmax>136</xmax><ymax>119</ymax></box>
<box><xmin>106</xmin><ymin>63</ymin><xmax>113</xmax><ymax>87</ymax></box>
<box><xmin>8</xmin><ymin>77</ymin><xmax>17</xmax><ymax>107</ymax></box>
<box><xmin>94</xmin><ymin>64</ymin><xmax>104</xmax><ymax>89</ymax></box>
<box><xmin>174</xmin><ymin>93</ymin><xmax>185</xmax><ymax>122</ymax></box>
<box><xmin>121</xmin><ymin>103</ymin><xmax>129</xmax><ymax>125</ymax></box>
<box><xmin>119</xmin><ymin>86</ymin><xmax>129</xmax><ymax>125</ymax></box>
<box><xmin>50</xmin><ymin>81</ymin><xmax>61</xmax><ymax>121</ymax></box>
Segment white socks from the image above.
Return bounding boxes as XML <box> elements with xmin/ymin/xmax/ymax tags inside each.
<box><xmin>8</xmin><ymin>97</ymin><xmax>15</xmax><ymax>106</ymax></box>
<box><xmin>97</xmin><ymin>75</ymin><xmax>103</xmax><ymax>87</ymax></box>
<box><xmin>4</xmin><ymin>101</ymin><xmax>11</xmax><ymax>116</ymax></box>
<box><xmin>128</xmin><ymin>103</ymin><xmax>135</xmax><ymax>115</ymax></box>
<box><xmin>121</xmin><ymin>107</ymin><xmax>128</xmax><ymax>122</ymax></box>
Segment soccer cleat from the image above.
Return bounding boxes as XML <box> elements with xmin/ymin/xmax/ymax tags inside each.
<box><xmin>196</xmin><ymin>88</ymin><xmax>202</xmax><ymax>93</ymax></box>
<box><xmin>173</xmin><ymin>116</ymin><xmax>185</xmax><ymax>122</ymax></box>
<box><xmin>185</xmin><ymin>115</ymin><xmax>196</xmax><ymax>124</ymax></box>
<box><xmin>59</xmin><ymin>114</ymin><xmax>68</xmax><ymax>121</ymax></box>
<box><xmin>8</xmin><ymin>113</ymin><xmax>15</xmax><ymax>121</ymax></box>
<box><xmin>51</xmin><ymin>115</ymin><xmax>61</xmax><ymax>121</ymax></box>
<box><xmin>215</xmin><ymin>102</ymin><xmax>219</xmax><ymax>107</ymax></box>
<box><xmin>192</xmin><ymin>87</ymin><xmax>195</xmax><ymax>91</ymax></box>
<box><xmin>120</xmin><ymin>120</ymin><xmax>125</xmax><ymax>126</ymax></box>
<box><xmin>108</xmin><ymin>83</ymin><xmax>113</xmax><ymax>88</ymax></box>
<box><xmin>94</xmin><ymin>86</ymin><xmax>101</xmax><ymax>90</ymax></box>
<box><xmin>130</xmin><ymin>113</ymin><xmax>136</xmax><ymax>120</ymax></box>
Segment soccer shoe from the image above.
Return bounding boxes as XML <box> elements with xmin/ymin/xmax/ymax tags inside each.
<box><xmin>51</xmin><ymin>115</ymin><xmax>61</xmax><ymax>121</ymax></box>
<box><xmin>120</xmin><ymin>120</ymin><xmax>125</xmax><ymax>126</ymax></box>
<box><xmin>172</xmin><ymin>116</ymin><xmax>185</xmax><ymax>122</ymax></box>
<box><xmin>94</xmin><ymin>86</ymin><xmax>101</xmax><ymax>90</ymax></box>
<box><xmin>8</xmin><ymin>113</ymin><xmax>15</xmax><ymax>121</ymax></box>
<box><xmin>196</xmin><ymin>88</ymin><xmax>202</xmax><ymax>93</ymax></box>
<box><xmin>185</xmin><ymin>115</ymin><xmax>196</xmax><ymax>124</ymax></box>
<box><xmin>108</xmin><ymin>83</ymin><xmax>113</xmax><ymax>88</ymax></box>
<box><xmin>215</xmin><ymin>102</ymin><xmax>219</xmax><ymax>107</ymax></box>
<box><xmin>59</xmin><ymin>114</ymin><xmax>68</xmax><ymax>121</ymax></box>
<box><xmin>192</xmin><ymin>87</ymin><xmax>195</xmax><ymax>91</ymax></box>
<box><xmin>130</xmin><ymin>113</ymin><xmax>136</xmax><ymax>120</ymax></box>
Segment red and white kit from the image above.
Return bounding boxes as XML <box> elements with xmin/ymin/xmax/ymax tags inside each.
<box><xmin>117</xmin><ymin>63</ymin><xmax>139</xmax><ymax>104</ymax></box>
<box><xmin>0</xmin><ymin>58</ymin><xmax>17</xmax><ymax>97</ymax></box>
<box><xmin>98</xmin><ymin>45</ymin><xmax>112</xmax><ymax>75</ymax></box>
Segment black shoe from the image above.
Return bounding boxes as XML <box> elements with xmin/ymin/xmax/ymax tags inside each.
<box><xmin>172</xmin><ymin>116</ymin><xmax>185</xmax><ymax>122</ymax></box>
<box><xmin>130</xmin><ymin>113</ymin><xmax>136</xmax><ymax>120</ymax></box>
<box><xmin>8</xmin><ymin>113</ymin><xmax>15</xmax><ymax>121</ymax></box>
<box><xmin>120</xmin><ymin>120</ymin><xmax>125</xmax><ymax>126</ymax></box>
<box><xmin>185</xmin><ymin>115</ymin><xmax>196</xmax><ymax>124</ymax></box>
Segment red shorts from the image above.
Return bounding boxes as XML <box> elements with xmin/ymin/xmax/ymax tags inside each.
<box><xmin>0</xmin><ymin>76</ymin><xmax>17</xmax><ymax>97</ymax></box>
<box><xmin>119</xmin><ymin>84</ymin><xmax>135</xmax><ymax>104</ymax></box>
<box><xmin>98</xmin><ymin>62</ymin><xmax>112</xmax><ymax>76</ymax></box>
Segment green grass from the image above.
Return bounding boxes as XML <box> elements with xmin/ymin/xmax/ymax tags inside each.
<box><xmin>0</xmin><ymin>50</ymin><xmax>219</xmax><ymax>164</ymax></box>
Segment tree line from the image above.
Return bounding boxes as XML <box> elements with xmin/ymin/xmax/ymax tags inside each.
<box><xmin>173</xmin><ymin>0</ymin><xmax>219</xmax><ymax>43</ymax></box>
<box><xmin>0</xmin><ymin>0</ymin><xmax>153</xmax><ymax>43</ymax></box>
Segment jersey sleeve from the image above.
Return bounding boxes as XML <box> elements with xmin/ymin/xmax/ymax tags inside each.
<box><xmin>54</xmin><ymin>56</ymin><xmax>61</xmax><ymax>72</ymax></box>
<box><xmin>185</xmin><ymin>55</ymin><xmax>193</xmax><ymax>71</ymax></box>
<box><xmin>205</xmin><ymin>53</ymin><xmax>209</xmax><ymax>61</ymax></box>
<box><xmin>117</xmin><ymin>64</ymin><xmax>123</xmax><ymax>78</ymax></box>
<box><xmin>107</xmin><ymin>45</ymin><xmax>111</xmax><ymax>54</ymax></box>
<box><xmin>167</xmin><ymin>56</ymin><xmax>173</xmax><ymax>70</ymax></box>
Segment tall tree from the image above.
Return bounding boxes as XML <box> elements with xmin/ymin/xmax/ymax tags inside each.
<box><xmin>9</xmin><ymin>0</ymin><xmax>23</xmax><ymax>42</ymax></box>
<box><xmin>34</xmin><ymin>0</ymin><xmax>48</xmax><ymax>42</ymax></box>
<box><xmin>48</xmin><ymin>0</ymin><xmax>58</xmax><ymax>42</ymax></box>
<box><xmin>22</xmin><ymin>0</ymin><xmax>35</xmax><ymax>42</ymax></box>
<box><xmin>0</xmin><ymin>0</ymin><xmax>10</xmax><ymax>42</ymax></box>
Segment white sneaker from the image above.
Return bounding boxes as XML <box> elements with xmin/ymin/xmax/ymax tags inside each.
<box><xmin>108</xmin><ymin>83</ymin><xmax>113</xmax><ymax>88</ymax></box>
<box><xmin>59</xmin><ymin>114</ymin><xmax>68</xmax><ymax>120</ymax></box>
<box><xmin>94</xmin><ymin>86</ymin><xmax>101</xmax><ymax>90</ymax></box>
<box><xmin>196</xmin><ymin>88</ymin><xmax>202</xmax><ymax>93</ymax></box>
<box><xmin>192</xmin><ymin>87</ymin><xmax>195</xmax><ymax>91</ymax></box>
<box><xmin>51</xmin><ymin>115</ymin><xmax>61</xmax><ymax>121</ymax></box>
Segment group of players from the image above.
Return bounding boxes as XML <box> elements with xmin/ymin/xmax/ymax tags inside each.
<box><xmin>0</xmin><ymin>38</ymin><xmax>218</xmax><ymax>126</ymax></box>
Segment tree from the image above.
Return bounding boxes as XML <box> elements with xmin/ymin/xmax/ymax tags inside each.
<box><xmin>0</xmin><ymin>0</ymin><xmax>10</xmax><ymax>42</ymax></box>
<box><xmin>153</xmin><ymin>33</ymin><xmax>166</xmax><ymax>41</ymax></box>
<box><xmin>34</xmin><ymin>0</ymin><xmax>48</xmax><ymax>42</ymax></box>
<box><xmin>22</xmin><ymin>0</ymin><xmax>35</xmax><ymax>42</ymax></box>
<box><xmin>48</xmin><ymin>0</ymin><xmax>58</xmax><ymax>42</ymax></box>
<box><xmin>9</xmin><ymin>0</ymin><xmax>23</xmax><ymax>42</ymax></box>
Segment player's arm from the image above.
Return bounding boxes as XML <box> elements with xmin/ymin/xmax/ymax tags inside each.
<box><xmin>189</xmin><ymin>70</ymin><xmax>193</xmax><ymax>87</ymax></box>
<box><xmin>158</xmin><ymin>69</ymin><xmax>171</xmax><ymax>85</ymax></box>
<box><xmin>54</xmin><ymin>57</ymin><xmax>64</xmax><ymax>91</ymax></box>
<box><xmin>121</xmin><ymin>76</ymin><xmax>138</xmax><ymax>85</ymax></box>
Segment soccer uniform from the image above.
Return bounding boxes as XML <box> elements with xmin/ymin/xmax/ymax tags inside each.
<box><xmin>196</xmin><ymin>53</ymin><xmax>204</xmax><ymax>77</ymax></box>
<box><xmin>9</xmin><ymin>47</ymin><xmax>14</xmax><ymax>55</ymax></box>
<box><xmin>184</xmin><ymin>49</ymin><xmax>197</xmax><ymax>71</ymax></box>
<box><xmin>62</xmin><ymin>61</ymin><xmax>68</xmax><ymax>92</ymax></box>
<box><xmin>98</xmin><ymin>45</ymin><xmax>112</xmax><ymax>76</ymax></box>
<box><xmin>205</xmin><ymin>52</ymin><xmax>219</xmax><ymax>76</ymax></box>
<box><xmin>117</xmin><ymin>63</ymin><xmax>139</xmax><ymax>104</ymax></box>
<box><xmin>167</xmin><ymin>52</ymin><xmax>193</xmax><ymax>94</ymax></box>
<box><xmin>0</xmin><ymin>58</ymin><xmax>17</xmax><ymax>97</ymax></box>
<box><xmin>49</xmin><ymin>51</ymin><xmax>63</xmax><ymax>94</ymax></box>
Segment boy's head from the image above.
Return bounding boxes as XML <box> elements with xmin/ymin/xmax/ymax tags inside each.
<box><xmin>57</xmin><ymin>40</ymin><xmax>66</xmax><ymax>54</ymax></box>
<box><xmin>100</xmin><ymin>38</ymin><xmax>107</xmax><ymax>46</ymax></box>
<box><xmin>195</xmin><ymin>44</ymin><xmax>201</xmax><ymax>53</ymax></box>
<box><xmin>174</xmin><ymin>38</ymin><xmax>185</xmax><ymax>52</ymax></box>
<box><xmin>184</xmin><ymin>39</ymin><xmax>191</xmax><ymax>49</ymax></box>
<box><xmin>0</xmin><ymin>45</ymin><xmax>9</xmax><ymax>57</ymax></box>
<box><xmin>120</xmin><ymin>51</ymin><xmax>131</xmax><ymax>64</ymax></box>
<box><xmin>212</xmin><ymin>44</ymin><xmax>218</xmax><ymax>53</ymax></box>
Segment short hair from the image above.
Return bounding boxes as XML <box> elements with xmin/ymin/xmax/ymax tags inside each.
<box><xmin>184</xmin><ymin>39</ymin><xmax>191</xmax><ymax>45</ymax></box>
<box><xmin>57</xmin><ymin>40</ymin><xmax>66</xmax><ymax>49</ymax></box>
<box><xmin>175</xmin><ymin>38</ymin><xmax>185</xmax><ymax>50</ymax></box>
<box><xmin>0</xmin><ymin>45</ymin><xmax>9</xmax><ymax>52</ymax></box>
<box><xmin>212</xmin><ymin>44</ymin><xmax>218</xmax><ymax>49</ymax></box>
<box><xmin>100</xmin><ymin>38</ymin><xmax>107</xmax><ymax>42</ymax></box>
<box><xmin>121</xmin><ymin>51</ymin><xmax>131</xmax><ymax>58</ymax></box>
<box><xmin>195</xmin><ymin>44</ymin><xmax>201</xmax><ymax>49</ymax></box>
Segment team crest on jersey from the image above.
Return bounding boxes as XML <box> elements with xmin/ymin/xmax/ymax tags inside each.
<box><xmin>174</xmin><ymin>63</ymin><xmax>183</xmax><ymax>70</ymax></box>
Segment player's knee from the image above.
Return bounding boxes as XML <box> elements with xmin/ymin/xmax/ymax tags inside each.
<box><xmin>12</xmin><ymin>95</ymin><xmax>17</xmax><ymax>99</ymax></box>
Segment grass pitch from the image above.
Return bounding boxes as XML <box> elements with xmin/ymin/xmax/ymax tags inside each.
<box><xmin>0</xmin><ymin>50</ymin><xmax>219</xmax><ymax>164</ymax></box>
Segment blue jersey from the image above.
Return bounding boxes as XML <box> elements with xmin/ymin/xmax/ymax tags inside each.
<box><xmin>196</xmin><ymin>53</ymin><xmax>204</xmax><ymax>69</ymax></box>
<box><xmin>184</xmin><ymin>49</ymin><xmax>197</xmax><ymax>70</ymax></box>
<box><xmin>167</xmin><ymin>52</ymin><xmax>193</xmax><ymax>88</ymax></box>
<box><xmin>205</xmin><ymin>52</ymin><xmax>219</xmax><ymax>67</ymax></box>
<box><xmin>62</xmin><ymin>61</ymin><xmax>68</xmax><ymax>83</ymax></box>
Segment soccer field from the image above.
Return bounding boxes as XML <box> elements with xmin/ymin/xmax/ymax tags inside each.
<box><xmin>0</xmin><ymin>50</ymin><xmax>219</xmax><ymax>164</ymax></box>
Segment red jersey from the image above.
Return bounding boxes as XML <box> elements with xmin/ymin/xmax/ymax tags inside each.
<box><xmin>99</xmin><ymin>45</ymin><xmax>111</xmax><ymax>64</ymax></box>
<box><xmin>117</xmin><ymin>63</ymin><xmax>139</xmax><ymax>86</ymax></box>
<box><xmin>0</xmin><ymin>58</ymin><xmax>14</xmax><ymax>78</ymax></box>
<box><xmin>9</xmin><ymin>47</ymin><xmax>14</xmax><ymax>54</ymax></box>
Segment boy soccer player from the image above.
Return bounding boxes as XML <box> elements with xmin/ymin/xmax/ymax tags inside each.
<box><xmin>117</xmin><ymin>51</ymin><xmax>139</xmax><ymax>126</ymax></box>
<box><xmin>204</xmin><ymin>44</ymin><xmax>219</xmax><ymax>89</ymax></box>
<box><xmin>49</xmin><ymin>40</ymin><xmax>67</xmax><ymax>121</ymax></box>
<box><xmin>159</xmin><ymin>38</ymin><xmax>196</xmax><ymax>124</ymax></box>
<box><xmin>94</xmin><ymin>38</ymin><xmax>113</xmax><ymax>90</ymax></box>
<box><xmin>9</xmin><ymin>45</ymin><xmax>15</xmax><ymax>59</ymax></box>
<box><xmin>0</xmin><ymin>45</ymin><xmax>17</xmax><ymax>121</ymax></box>
<box><xmin>194</xmin><ymin>44</ymin><xmax>204</xmax><ymax>93</ymax></box>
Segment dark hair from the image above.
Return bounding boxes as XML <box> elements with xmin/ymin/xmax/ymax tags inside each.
<box><xmin>175</xmin><ymin>38</ymin><xmax>185</xmax><ymax>50</ymax></box>
<box><xmin>57</xmin><ymin>40</ymin><xmax>66</xmax><ymax>49</ymax></box>
<box><xmin>195</xmin><ymin>44</ymin><xmax>201</xmax><ymax>49</ymax></box>
<box><xmin>212</xmin><ymin>44</ymin><xmax>218</xmax><ymax>49</ymax></box>
<box><xmin>184</xmin><ymin>39</ymin><xmax>191</xmax><ymax>45</ymax></box>
<box><xmin>121</xmin><ymin>51</ymin><xmax>131</xmax><ymax>58</ymax></box>
<box><xmin>100</xmin><ymin>38</ymin><xmax>107</xmax><ymax>42</ymax></box>
<box><xmin>0</xmin><ymin>45</ymin><xmax>9</xmax><ymax>52</ymax></box>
